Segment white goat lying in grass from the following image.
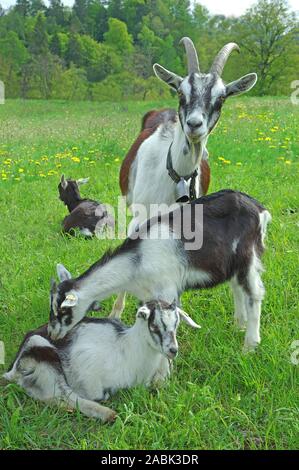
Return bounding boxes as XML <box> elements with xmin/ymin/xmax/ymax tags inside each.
<box><xmin>4</xmin><ymin>285</ymin><xmax>200</xmax><ymax>423</ymax></box>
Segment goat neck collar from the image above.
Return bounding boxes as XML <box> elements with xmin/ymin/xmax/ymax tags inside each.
<box><xmin>166</xmin><ymin>143</ymin><xmax>198</xmax><ymax>202</ymax></box>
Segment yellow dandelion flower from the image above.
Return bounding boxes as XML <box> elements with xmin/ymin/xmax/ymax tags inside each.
<box><xmin>71</xmin><ymin>157</ymin><xmax>80</xmax><ymax>163</ymax></box>
<box><xmin>218</xmin><ymin>157</ymin><xmax>225</xmax><ymax>161</ymax></box>
<box><xmin>285</xmin><ymin>160</ymin><xmax>291</xmax><ymax>165</ymax></box>
<box><xmin>18</xmin><ymin>168</ymin><xmax>24</xmax><ymax>173</ymax></box>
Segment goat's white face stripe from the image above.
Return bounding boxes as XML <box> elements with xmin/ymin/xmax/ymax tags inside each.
<box><xmin>180</xmin><ymin>79</ymin><xmax>192</xmax><ymax>104</ymax></box>
<box><xmin>211</xmin><ymin>80</ymin><xmax>226</xmax><ymax>106</ymax></box>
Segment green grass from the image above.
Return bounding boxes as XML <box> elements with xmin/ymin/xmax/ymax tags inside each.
<box><xmin>0</xmin><ymin>97</ymin><xmax>298</xmax><ymax>450</ymax></box>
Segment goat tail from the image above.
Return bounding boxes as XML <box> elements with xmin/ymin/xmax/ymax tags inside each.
<box><xmin>60</xmin><ymin>385</ymin><xmax>116</xmax><ymax>423</ymax></box>
<box><xmin>259</xmin><ymin>210</ymin><xmax>272</xmax><ymax>247</ymax></box>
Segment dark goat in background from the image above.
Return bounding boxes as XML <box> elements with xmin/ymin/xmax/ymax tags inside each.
<box><xmin>58</xmin><ymin>175</ymin><xmax>114</xmax><ymax>237</ymax></box>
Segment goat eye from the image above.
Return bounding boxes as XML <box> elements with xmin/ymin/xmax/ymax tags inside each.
<box><xmin>178</xmin><ymin>91</ymin><xmax>185</xmax><ymax>103</ymax></box>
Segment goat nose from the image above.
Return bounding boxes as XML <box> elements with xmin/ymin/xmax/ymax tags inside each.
<box><xmin>187</xmin><ymin>119</ymin><xmax>203</xmax><ymax>130</ymax></box>
<box><xmin>169</xmin><ymin>347</ymin><xmax>178</xmax><ymax>356</ymax></box>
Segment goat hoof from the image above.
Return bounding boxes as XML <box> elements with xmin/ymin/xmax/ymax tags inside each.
<box><xmin>103</xmin><ymin>409</ymin><xmax>117</xmax><ymax>424</ymax></box>
<box><xmin>242</xmin><ymin>341</ymin><xmax>260</xmax><ymax>354</ymax></box>
<box><xmin>234</xmin><ymin>314</ymin><xmax>247</xmax><ymax>331</ymax></box>
<box><xmin>234</xmin><ymin>319</ymin><xmax>247</xmax><ymax>331</ymax></box>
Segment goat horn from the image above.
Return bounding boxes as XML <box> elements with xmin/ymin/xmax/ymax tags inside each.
<box><xmin>66</xmin><ymin>294</ymin><xmax>76</xmax><ymax>301</ymax></box>
<box><xmin>210</xmin><ymin>43</ymin><xmax>240</xmax><ymax>76</ymax></box>
<box><xmin>180</xmin><ymin>37</ymin><xmax>200</xmax><ymax>74</ymax></box>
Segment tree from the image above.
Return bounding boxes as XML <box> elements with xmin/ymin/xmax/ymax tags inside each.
<box><xmin>237</xmin><ymin>0</ymin><xmax>298</xmax><ymax>94</ymax></box>
<box><xmin>29</xmin><ymin>0</ymin><xmax>46</xmax><ymax>16</ymax></box>
<box><xmin>137</xmin><ymin>25</ymin><xmax>163</xmax><ymax>76</ymax></box>
<box><xmin>52</xmin><ymin>64</ymin><xmax>89</xmax><ymax>100</ymax></box>
<box><xmin>84</xmin><ymin>0</ymin><xmax>109</xmax><ymax>40</ymax></box>
<box><xmin>104</xmin><ymin>17</ymin><xmax>133</xmax><ymax>55</ymax></box>
<box><xmin>73</xmin><ymin>0</ymin><xmax>88</xmax><ymax>27</ymax></box>
<box><xmin>15</xmin><ymin>0</ymin><xmax>30</xmax><ymax>17</ymax></box>
<box><xmin>46</xmin><ymin>0</ymin><xmax>65</xmax><ymax>27</ymax></box>
<box><xmin>29</xmin><ymin>13</ymin><xmax>49</xmax><ymax>56</ymax></box>
<box><xmin>50</xmin><ymin>32</ymin><xmax>62</xmax><ymax>57</ymax></box>
<box><xmin>65</xmin><ymin>33</ymin><xmax>84</xmax><ymax>66</ymax></box>
<box><xmin>0</xmin><ymin>31</ymin><xmax>28</xmax><ymax>96</ymax></box>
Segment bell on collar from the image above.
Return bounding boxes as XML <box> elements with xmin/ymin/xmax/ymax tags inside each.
<box><xmin>175</xmin><ymin>177</ymin><xmax>190</xmax><ymax>203</ymax></box>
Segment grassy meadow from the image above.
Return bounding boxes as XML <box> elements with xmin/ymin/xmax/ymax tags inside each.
<box><xmin>0</xmin><ymin>97</ymin><xmax>298</xmax><ymax>450</ymax></box>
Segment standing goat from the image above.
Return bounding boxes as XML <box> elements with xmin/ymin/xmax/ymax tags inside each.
<box><xmin>46</xmin><ymin>190</ymin><xmax>271</xmax><ymax>352</ymax></box>
<box><xmin>120</xmin><ymin>38</ymin><xmax>257</xmax><ymax>219</ymax></box>
<box><xmin>114</xmin><ymin>37</ymin><xmax>257</xmax><ymax>317</ymax></box>
<box><xmin>4</xmin><ymin>300</ymin><xmax>197</xmax><ymax>422</ymax></box>
<box><xmin>59</xmin><ymin>175</ymin><xmax>114</xmax><ymax>237</ymax></box>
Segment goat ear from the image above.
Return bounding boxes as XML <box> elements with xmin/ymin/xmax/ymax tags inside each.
<box><xmin>61</xmin><ymin>291</ymin><xmax>78</xmax><ymax>308</ymax></box>
<box><xmin>225</xmin><ymin>73</ymin><xmax>257</xmax><ymax>98</ymax></box>
<box><xmin>60</xmin><ymin>174</ymin><xmax>68</xmax><ymax>190</ymax></box>
<box><xmin>177</xmin><ymin>308</ymin><xmax>201</xmax><ymax>329</ymax></box>
<box><xmin>137</xmin><ymin>305</ymin><xmax>151</xmax><ymax>321</ymax></box>
<box><xmin>56</xmin><ymin>263</ymin><xmax>72</xmax><ymax>282</ymax></box>
<box><xmin>153</xmin><ymin>63</ymin><xmax>183</xmax><ymax>91</ymax></box>
<box><xmin>77</xmin><ymin>177</ymin><xmax>89</xmax><ymax>186</ymax></box>
<box><xmin>50</xmin><ymin>278</ymin><xmax>57</xmax><ymax>293</ymax></box>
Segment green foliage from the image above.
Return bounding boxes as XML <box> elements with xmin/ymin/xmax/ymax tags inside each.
<box><xmin>104</xmin><ymin>17</ymin><xmax>133</xmax><ymax>55</ymax></box>
<box><xmin>29</xmin><ymin>12</ymin><xmax>49</xmax><ymax>55</ymax></box>
<box><xmin>0</xmin><ymin>0</ymin><xmax>297</xmax><ymax>100</ymax></box>
<box><xmin>51</xmin><ymin>65</ymin><xmax>89</xmax><ymax>100</ymax></box>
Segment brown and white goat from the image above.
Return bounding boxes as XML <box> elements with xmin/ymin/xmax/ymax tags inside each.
<box><xmin>114</xmin><ymin>37</ymin><xmax>257</xmax><ymax>317</ymax></box>
<box><xmin>46</xmin><ymin>190</ymin><xmax>271</xmax><ymax>353</ymax></box>
<box><xmin>120</xmin><ymin>38</ymin><xmax>257</xmax><ymax>219</ymax></box>
<box><xmin>59</xmin><ymin>175</ymin><xmax>114</xmax><ymax>237</ymax></box>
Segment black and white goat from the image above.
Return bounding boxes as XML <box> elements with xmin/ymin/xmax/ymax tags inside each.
<box><xmin>47</xmin><ymin>190</ymin><xmax>271</xmax><ymax>352</ymax></box>
<box><xmin>4</xmin><ymin>300</ymin><xmax>197</xmax><ymax>422</ymax></box>
<box><xmin>59</xmin><ymin>175</ymin><xmax>114</xmax><ymax>237</ymax></box>
<box><xmin>120</xmin><ymin>38</ymin><xmax>257</xmax><ymax>217</ymax></box>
